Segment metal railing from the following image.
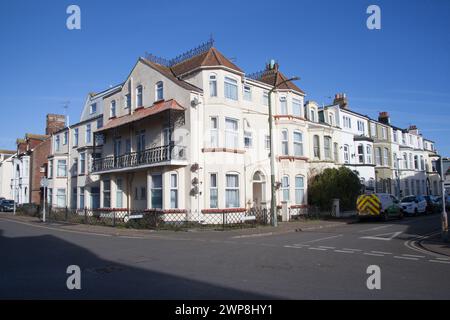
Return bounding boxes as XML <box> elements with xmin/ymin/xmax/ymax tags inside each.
<box><xmin>92</xmin><ymin>145</ymin><xmax>186</xmax><ymax>173</ymax></box>
<box><xmin>41</xmin><ymin>207</ymin><xmax>272</xmax><ymax>231</ymax></box>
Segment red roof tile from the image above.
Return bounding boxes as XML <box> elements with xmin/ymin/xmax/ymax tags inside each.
<box><xmin>97</xmin><ymin>99</ymin><xmax>185</xmax><ymax>133</ymax></box>
<box><xmin>170</xmin><ymin>47</ymin><xmax>243</xmax><ymax>76</ymax></box>
<box><xmin>258</xmin><ymin>69</ymin><xmax>305</xmax><ymax>95</ymax></box>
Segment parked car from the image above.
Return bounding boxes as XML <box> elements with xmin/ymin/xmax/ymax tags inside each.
<box><xmin>424</xmin><ymin>195</ymin><xmax>441</xmax><ymax>214</ymax></box>
<box><xmin>400</xmin><ymin>195</ymin><xmax>427</xmax><ymax>216</ymax></box>
<box><xmin>357</xmin><ymin>193</ymin><xmax>403</xmax><ymax>221</ymax></box>
<box><xmin>0</xmin><ymin>200</ymin><xmax>15</xmax><ymax>212</ymax></box>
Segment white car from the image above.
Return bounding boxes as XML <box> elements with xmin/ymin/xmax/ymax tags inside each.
<box><xmin>400</xmin><ymin>195</ymin><xmax>427</xmax><ymax>216</ymax></box>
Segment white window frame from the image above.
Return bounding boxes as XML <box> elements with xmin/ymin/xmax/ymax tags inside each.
<box><xmin>136</xmin><ymin>85</ymin><xmax>143</xmax><ymax>107</ymax></box>
<box><xmin>156</xmin><ymin>81</ymin><xmax>164</xmax><ymax>101</ymax></box>
<box><xmin>225</xmin><ymin>173</ymin><xmax>240</xmax><ymax>208</ymax></box>
<box><xmin>209</xmin><ymin>74</ymin><xmax>217</xmax><ymax>97</ymax></box>
<box><xmin>281</xmin><ymin>175</ymin><xmax>290</xmax><ymax>202</ymax></box>
<box><xmin>295</xmin><ymin>175</ymin><xmax>305</xmax><ymax>205</ymax></box>
<box><xmin>110</xmin><ymin>100</ymin><xmax>116</xmax><ymax>118</ymax></box>
<box><xmin>170</xmin><ymin>173</ymin><xmax>178</xmax><ymax>209</ymax></box>
<box><xmin>210</xmin><ymin>117</ymin><xmax>218</xmax><ymax>148</ymax></box>
<box><xmin>293</xmin><ymin>131</ymin><xmax>303</xmax><ymax>157</ymax></box>
<box><xmin>224</xmin><ymin>77</ymin><xmax>238</xmax><ymax>101</ymax></box>
<box><xmin>281</xmin><ymin>129</ymin><xmax>289</xmax><ymax>156</ymax></box>
<box><xmin>210</xmin><ymin>173</ymin><xmax>218</xmax><ymax>209</ymax></box>
<box><xmin>279</xmin><ymin>96</ymin><xmax>287</xmax><ymax>115</ymax></box>
<box><xmin>225</xmin><ymin>118</ymin><xmax>238</xmax><ymax>149</ymax></box>
<box><xmin>292</xmin><ymin>98</ymin><xmax>302</xmax><ymax>117</ymax></box>
<box><xmin>243</xmin><ymin>84</ymin><xmax>252</xmax><ymax>101</ymax></box>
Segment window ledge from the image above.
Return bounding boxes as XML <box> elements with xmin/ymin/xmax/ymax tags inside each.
<box><xmin>202</xmin><ymin>148</ymin><xmax>245</xmax><ymax>154</ymax></box>
<box><xmin>277</xmin><ymin>156</ymin><xmax>309</xmax><ymax>162</ymax></box>
<box><xmin>274</xmin><ymin>115</ymin><xmax>306</xmax><ymax>121</ymax></box>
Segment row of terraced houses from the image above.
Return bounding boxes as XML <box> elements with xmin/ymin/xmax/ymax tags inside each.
<box><xmin>0</xmin><ymin>41</ymin><xmax>444</xmax><ymax>216</ymax></box>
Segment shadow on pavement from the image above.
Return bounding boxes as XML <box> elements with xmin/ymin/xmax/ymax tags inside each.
<box><xmin>0</xmin><ymin>229</ymin><xmax>275</xmax><ymax>299</ymax></box>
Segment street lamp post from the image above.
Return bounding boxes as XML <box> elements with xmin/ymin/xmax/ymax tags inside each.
<box><xmin>440</xmin><ymin>157</ymin><xmax>448</xmax><ymax>241</ymax></box>
<box><xmin>396</xmin><ymin>157</ymin><xmax>402</xmax><ymax>198</ymax></box>
<box><xmin>268</xmin><ymin>75</ymin><xmax>300</xmax><ymax>227</ymax></box>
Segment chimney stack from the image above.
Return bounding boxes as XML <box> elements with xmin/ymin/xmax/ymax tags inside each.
<box><xmin>46</xmin><ymin>114</ymin><xmax>66</xmax><ymax>135</ymax></box>
<box><xmin>378</xmin><ymin>111</ymin><xmax>390</xmax><ymax>125</ymax></box>
<box><xmin>333</xmin><ymin>93</ymin><xmax>348</xmax><ymax>109</ymax></box>
<box><xmin>408</xmin><ymin>125</ymin><xmax>419</xmax><ymax>135</ymax></box>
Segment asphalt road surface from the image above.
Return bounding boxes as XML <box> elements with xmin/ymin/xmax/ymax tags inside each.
<box><xmin>1</xmin><ymin>214</ymin><xmax>449</xmax><ymax>299</ymax></box>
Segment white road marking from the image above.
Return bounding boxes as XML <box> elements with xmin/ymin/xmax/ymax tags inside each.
<box><xmin>334</xmin><ymin>250</ymin><xmax>354</xmax><ymax>254</ymax></box>
<box><xmin>232</xmin><ymin>232</ymin><xmax>274</xmax><ymax>239</ymax></box>
<box><xmin>404</xmin><ymin>230</ymin><xmax>441</xmax><ymax>257</ymax></box>
<box><xmin>300</xmin><ymin>234</ymin><xmax>343</xmax><ymax>244</ymax></box>
<box><xmin>309</xmin><ymin>247</ymin><xmax>328</xmax><ymax>251</ymax></box>
<box><xmin>284</xmin><ymin>245</ymin><xmax>305</xmax><ymax>249</ymax></box>
<box><xmin>436</xmin><ymin>257</ymin><xmax>450</xmax><ymax>261</ymax></box>
<box><xmin>291</xmin><ymin>244</ymin><xmax>310</xmax><ymax>247</ymax></box>
<box><xmin>361</xmin><ymin>231</ymin><xmax>402</xmax><ymax>241</ymax></box>
<box><xmin>402</xmin><ymin>254</ymin><xmax>426</xmax><ymax>258</ymax></box>
<box><xmin>371</xmin><ymin>251</ymin><xmax>392</xmax><ymax>255</ymax></box>
<box><xmin>394</xmin><ymin>256</ymin><xmax>418</xmax><ymax>261</ymax></box>
<box><xmin>343</xmin><ymin>248</ymin><xmax>362</xmax><ymax>252</ymax></box>
<box><xmin>429</xmin><ymin>260</ymin><xmax>450</xmax><ymax>264</ymax></box>
<box><xmin>364</xmin><ymin>253</ymin><xmax>385</xmax><ymax>257</ymax></box>
<box><xmin>318</xmin><ymin>246</ymin><xmax>336</xmax><ymax>249</ymax></box>
<box><xmin>358</xmin><ymin>225</ymin><xmax>393</xmax><ymax>233</ymax></box>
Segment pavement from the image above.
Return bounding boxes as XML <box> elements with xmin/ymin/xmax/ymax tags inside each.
<box><xmin>1</xmin><ymin>212</ymin><xmax>449</xmax><ymax>299</ymax></box>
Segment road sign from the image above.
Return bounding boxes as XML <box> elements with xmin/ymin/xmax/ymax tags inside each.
<box><xmin>40</xmin><ymin>177</ymin><xmax>49</xmax><ymax>188</ymax></box>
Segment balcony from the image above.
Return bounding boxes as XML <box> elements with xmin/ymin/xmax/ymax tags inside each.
<box><xmin>91</xmin><ymin>145</ymin><xmax>187</xmax><ymax>174</ymax></box>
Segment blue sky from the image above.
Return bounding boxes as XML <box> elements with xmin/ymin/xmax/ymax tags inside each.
<box><xmin>0</xmin><ymin>0</ymin><xmax>449</xmax><ymax>154</ymax></box>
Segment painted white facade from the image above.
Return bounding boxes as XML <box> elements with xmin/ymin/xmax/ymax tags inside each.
<box><xmin>47</xmin><ymin>85</ymin><xmax>122</xmax><ymax>209</ymax></box>
<box><xmin>323</xmin><ymin>103</ymin><xmax>375</xmax><ymax>190</ymax></box>
<box><xmin>0</xmin><ymin>151</ymin><xmax>15</xmax><ymax>199</ymax></box>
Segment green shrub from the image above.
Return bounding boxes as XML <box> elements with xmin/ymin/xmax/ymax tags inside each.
<box><xmin>308</xmin><ymin>167</ymin><xmax>361</xmax><ymax>211</ymax></box>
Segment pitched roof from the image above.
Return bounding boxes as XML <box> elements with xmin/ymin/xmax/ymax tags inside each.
<box><xmin>97</xmin><ymin>99</ymin><xmax>185</xmax><ymax>133</ymax></box>
<box><xmin>255</xmin><ymin>69</ymin><xmax>305</xmax><ymax>95</ymax></box>
<box><xmin>170</xmin><ymin>47</ymin><xmax>243</xmax><ymax>76</ymax></box>
<box><xmin>139</xmin><ymin>58</ymin><xmax>202</xmax><ymax>92</ymax></box>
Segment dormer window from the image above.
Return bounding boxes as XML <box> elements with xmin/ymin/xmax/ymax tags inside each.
<box><xmin>136</xmin><ymin>85</ymin><xmax>143</xmax><ymax>107</ymax></box>
<box><xmin>90</xmin><ymin>103</ymin><xmax>97</xmax><ymax>114</ymax></box>
<box><xmin>110</xmin><ymin>100</ymin><xmax>116</xmax><ymax>118</ymax></box>
<box><xmin>156</xmin><ymin>81</ymin><xmax>164</xmax><ymax>101</ymax></box>
<box><xmin>310</xmin><ymin>109</ymin><xmax>316</xmax><ymax>122</ymax></box>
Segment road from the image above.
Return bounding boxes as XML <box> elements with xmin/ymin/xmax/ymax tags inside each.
<box><xmin>0</xmin><ymin>213</ymin><xmax>449</xmax><ymax>299</ymax></box>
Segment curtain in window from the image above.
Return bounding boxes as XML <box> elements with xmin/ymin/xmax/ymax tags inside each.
<box><xmin>56</xmin><ymin>189</ymin><xmax>66</xmax><ymax>208</ymax></box>
<box><xmin>224</xmin><ymin>77</ymin><xmax>238</xmax><ymax>100</ymax></box>
<box><xmin>295</xmin><ymin>176</ymin><xmax>305</xmax><ymax>204</ymax></box>
<box><xmin>281</xmin><ymin>130</ymin><xmax>289</xmax><ymax>155</ymax></box>
<box><xmin>151</xmin><ymin>175</ymin><xmax>162</xmax><ymax>209</ymax></box>
<box><xmin>313</xmin><ymin>135</ymin><xmax>320</xmax><ymax>158</ymax></box>
<box><xmin>225</xmin><ymin>119</ymin><xmax>238</xmax><ymax>148</ymax></box>
<box><xmin>209</xmin><ymin>75</ymin><xmax>217</xmax><ymax>97</ymax></box>
<box><xmin>281</xmin><ymin>176</ymin><xmax>289</xmax><ymax>201</ymax></box>
<box><xmin>292</xmin><ymin>99</ymin><xmax>301</xmax><ymax>116</ymax></box>
<box><xmin>225</xmin><ymin>174</ymin><xmax>239</xmax><ymax>208</ymax></box>
<box><xmin>293</xmin><ymin>132</ymin><xmax>303</xmax><ymax>156</ymax></box>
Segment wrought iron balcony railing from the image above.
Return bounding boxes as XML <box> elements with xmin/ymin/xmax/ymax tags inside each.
<box><xmin>92</xmin><ymin>145</ymin><xmax>187</xmax><ymax>173</ymax></box>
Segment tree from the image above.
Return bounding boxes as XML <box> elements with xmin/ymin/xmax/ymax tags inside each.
<box><xmin>308</xmin><ymin>167</ymin><xmax>361</xmax><ymax>211</ymax></box>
